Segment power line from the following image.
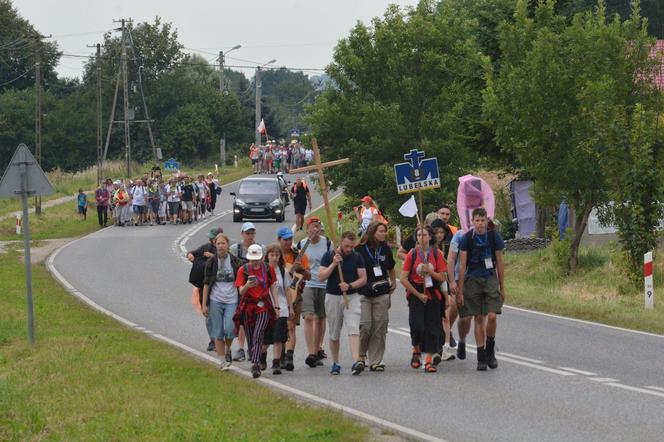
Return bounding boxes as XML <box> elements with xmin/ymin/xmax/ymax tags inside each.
<box><xmin>0</xmin><ymin>66</ymin><xmax>34</xmax><ymax>87</ymax></box>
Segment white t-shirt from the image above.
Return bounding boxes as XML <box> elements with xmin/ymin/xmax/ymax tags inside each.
<box><xmin>361</xmin><ymin>206</ymin><xmax>376</xmax><ymax>230</ymax></box>
<box><xmin>196</xmin><ymin>182</ymin><xmax>207</xmax><ymax>200</ymax></box>
<box><xmin>274</xmin><ymin>266</ymin><xmax>290</xmax><ymax>318</ymax></box>
<box><xmin>165</xmin><ymin>184</ymin><xmax>180</xmax><ymax>202</ymax></box>
<box><xmin>210</xmin><ymin>255</ymin><xmax>237</xmax><ymax>304</ymax></box>
<box><xmin>131</xmin><ymin>186</ymin><xmax>147</xmax><ymax>206</ymax></box>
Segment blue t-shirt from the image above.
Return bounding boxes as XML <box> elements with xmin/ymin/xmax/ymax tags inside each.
<box><xmin>77</xmin><ymin>193</ymin><xmax>87</xmax><ymax>207</ymax></box>
<box><xmin>458</xmin><ymin>229</ymin><xmax>505</xmax><ymax>278</ymax></box>
<box><xmin>320</xmin><ymin>250</ymin><xmax>365</xmax><ymax>295</ymax></box>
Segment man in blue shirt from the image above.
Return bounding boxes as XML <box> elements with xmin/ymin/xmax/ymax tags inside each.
<box><xmin>458</xmin><ymin>207</ymin><xmax>505</xmax><ymax>371</ymax></box>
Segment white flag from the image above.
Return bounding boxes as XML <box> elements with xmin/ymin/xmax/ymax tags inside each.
<box><xmin>257</xmin><ymin>119</ymin><xmax>266</xmax><ymax>134</ymax></box>
<box><xmin>399</xmin><ymin>195</ymin><xmax>418</xmax><ymax>217</ymax></box>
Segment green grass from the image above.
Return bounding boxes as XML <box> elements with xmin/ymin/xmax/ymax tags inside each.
<box><xmin>0</xmin><ymin>248</ymin><xmax>368</xmax><ymax>441</ymax></box>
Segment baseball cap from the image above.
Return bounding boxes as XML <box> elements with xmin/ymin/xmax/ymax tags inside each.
<box><xmin>306</xmin><ymin>216</ymin><xmax>321</xmax><ymax>225</ymax></box>
<box><xmin>277</xmin><ymin>227</ymin><xmax>294</xmax><ymax>239</ymax></box>
<box><xmin>246</xmin><ymin>244</ymin><xmax>264</xmax><ymax>260</ymax></box>
<box><xmin>361</xmin><ymin>196</ymin><xmax>372</xmax><ymax>203</ymax></box>
<box><xmin>241</xmin><ymin>222</ymin><xmax>256</xmax><ymax>232</ymax></box>
<box><xmin>208</xmin><ymin>227</ymin><xmax>224</xmax><ymax>239</ymax></box>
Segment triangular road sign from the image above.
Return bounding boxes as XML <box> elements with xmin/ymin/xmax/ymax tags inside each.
<box><xmin>0</xmin><ymin>143</ymin><xmax>55</xmax><ymax>198</ymax></box>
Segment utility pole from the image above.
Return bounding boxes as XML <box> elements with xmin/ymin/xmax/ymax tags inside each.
<box><xmin>88</xmin><ymin>43</ymin><xmax>103</xmax><ymax>186</ymax></box>
<box><xmin>255</xmin><ymin>66</ymin><xmax>261</xmax><ymax>147</ymax></box>
<box><xmin>34</xmin><ymin>45</ymin><xmax>42</xmax><ymax>214</ymax></box>
<box><xmin>219</xmin><ymin>50</ymin><xmax>224</xmax><ymax>92</ymax></box>
<box><xmin>120</xmin><ymin>19</ymin><xmax>131</xmax><ymax>177</ymax></box>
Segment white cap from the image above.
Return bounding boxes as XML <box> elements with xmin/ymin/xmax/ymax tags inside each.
<box><xmin>241</xmin><ymin>222</ymin><xmax>256</xmax><ymax>232</ymax></box>
<box><xmin>246</xmin><ymin>244</ymin><xmax>263</xmax><ymax>260</ymax></box>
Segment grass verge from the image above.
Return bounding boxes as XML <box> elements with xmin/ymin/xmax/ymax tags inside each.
<box><xmin>0</xmin><ymin>248</ymin><xmax>368</xmax><ymax>441</ymax></box>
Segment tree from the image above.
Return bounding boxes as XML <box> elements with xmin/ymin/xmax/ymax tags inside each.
<box><xmin>483</xmin><ymin>0</ymin><xmax>659</xmax><ymax>272</ymax></box>
<box><xmin>307</xmin><ymin>2</ymin><xmax>488</xmax><ymax>222</ymax></box>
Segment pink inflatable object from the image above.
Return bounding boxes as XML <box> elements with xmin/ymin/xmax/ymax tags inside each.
<box><xmin>456</xmin><ymin>174</ymin><xmax>496</xmax><ymax>232</ymax></box>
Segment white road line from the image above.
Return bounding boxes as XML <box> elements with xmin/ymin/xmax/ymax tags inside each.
<box><xmin>606</xmin><ymin>383</ymin><xmax>664</xmax><ymax>399</ymax></box>
<box><xmin>589</xmin><ymin>377</ymin><xmax>620</xmax><ymax>383</ymax></box>
<box><xmin>494</xmin><ymin>352</ymin><xmax>544</xmax><ymax>364</ymax></box>
<box><xmin>398</xmin><ymin>327</ymin><xmax>411</xmax><ymax>333</ymax></box>
<box><xmin>644</xmin><ymin>386</ymin><xmax>664</xmax><ymax>393</ymax></box>
<box><xmin>503</xmin><ymin>305</ymin><xmax>664</xmax><ymax>339</ymax></box>
<box><xmin>558</xmin><ymin>367</ymin><xmax>598</xmax><ymax>376</ymax></box>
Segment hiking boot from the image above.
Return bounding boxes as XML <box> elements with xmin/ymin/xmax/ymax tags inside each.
<box><xmin>486</xmin><ymin>338</ymin><xmax>498</xmax><ymax>369</ymax></box>
<box><xmin>457</xmin><ymin>342</ymin><xmax>466</xmax><ymax>360</ymax></box>
<box><xmin>285</xmin><ymin>352</ymin><xmax>294</xmax><ymax>371</ymax></box>
<box><xmin>260</xmin><ymin>351</ymin><xmax>268</xmax><ymax>371</ymax></box>
<box><xmin>233</xmin><ymin>348</ymin><xmax>246</xmax><ymax>362</ymax></box>
<box><xmin>305</xmin><ymin>354</ymin><xmax>318</xmax><ymax>368</ymax></box>
<box><xmin>207</xmin><ymin>340</ymin><xmax>215</xmax><ymax>351</ymax></box>
<box><xmin>251</xmin><ymin>363</ymin><xmax>261</xmax><ymax>379</ymax></box>
<box><xmin>351</xmin><ymin>360</ymin><xmax>365</xmax><ymax>375</ymax></box>
<box><xmin>330</xmin><ymin>362</ymin><xmax>341</xmax><ymax>375</ymax></box>
<box><xmin>272</xmin><ymin>359</ymin><xmax>282</xmax><ymax>375</ymax></box>
<box><xmin>477</xmin><ymin>347</ymin><xmax>488</xmax><ymax>371</ymax></box>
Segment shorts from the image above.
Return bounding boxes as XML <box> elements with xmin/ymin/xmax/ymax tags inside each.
<box><xmin>301</xmin><ymin>287</ymin><xmax>326</xmax><ymax>318</ymax></box>
<box><xmin>149</xmin><ymin>200</ymin><xmax>160</xmax><ymax>213</ymax></box>
<box><xmin>78</xmin><ymin>205</ymin><xmax>87</xmax><ymax>215</ymax></box>
<box><xmin>209</xmin><ymin>299</ymin><xmax>237</xmax><ymax>340</ymax></box>
<box><xmin>460</xmin><ymin>274</ymin><xmax>503</xmax><ymax>317</ymax></box>
<box><xmin>132</xmin><ymin>205</ymin><xmax>146</xmax><ymax>214</ymax></box>
<box><xmin>181</xmin><ymin>200</ymin><xmax>194</xmax><ymax>211</ymax></box>
<box><xmin>251</xmin><ymin>158</ymin><xmax>258</xmax><ymax>165</ymax></box>
<box><xmin>264</xmin><ymin>317</ymin><xmax>288</xmax><ymax>345</ymax></box>
<box><xmin>168</xmin><ymin>202</ymin><xmax>180</xmax><ymax>215</ymax></box>
<box><xmin>325</xmin><ymin>293</ymin><xmax>361</xmax><ymax>340</ymax></box>
<box><xmin>294</xmin><ymin>201</ymin><xmax>307</xmax><ymax>215</ymax></box>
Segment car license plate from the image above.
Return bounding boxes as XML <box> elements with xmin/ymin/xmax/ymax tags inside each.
<box><xmin>250</xmin><ymin>208</ymin><xmax>263</xmax><ymax>213</ymax></box>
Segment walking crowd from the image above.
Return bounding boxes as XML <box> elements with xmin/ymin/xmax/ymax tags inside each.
<box><xmin>91</xmin><ymin>170</ymin><xmax>222</xmax><ymax>228</ymax></box>
<box><xmin>249</xmin><ymin>140</ymin><xmax>313</xmax><ymax>175</ymax></box>
<box><xmin>188</xmin><ymin>199</ymin><xmax>505</xmax><ymax>378</ymax></box>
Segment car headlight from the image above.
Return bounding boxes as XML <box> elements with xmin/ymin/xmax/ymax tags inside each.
<box><xmin>236</xmin><ymin>199</ymin><xmax>246</xmax><ymax>207</ymax></box>
<box><xmin>270</xmin><ymin>198</ymin><xmax>281</xmax><ymax>207</ymax></box>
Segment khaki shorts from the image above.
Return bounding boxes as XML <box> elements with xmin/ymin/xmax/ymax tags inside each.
<box><xmin>460</xmin><ymin>275</ymin><xmax>503</xmax><ymax>317</ymax></box>
<box><xmin>325</xmin><ymin>293</ymin><xmax>361</xmax><ymax>340</ymax></box>
<box><xmin>301</xmin><ymin>286</ymin><xmax>326</xmax><ymax>318</ymax></box>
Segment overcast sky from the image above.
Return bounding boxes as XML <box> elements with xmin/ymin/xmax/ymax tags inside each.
<box><xmin>13</xmin><ymin>0</ymin><xmax>419</xmax><ymax>79</ymax></box>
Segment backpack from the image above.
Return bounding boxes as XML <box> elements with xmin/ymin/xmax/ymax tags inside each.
<box><xmin>463</xmin><ymin>229</ymin><xmax>497</xmax><ymax>270</ymax></box>
<box><xmin>407</xmin><ymin>247</ymin><xmax>443</xmax><ymax>292</ymax></box>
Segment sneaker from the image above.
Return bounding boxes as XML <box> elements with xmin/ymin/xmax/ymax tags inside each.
<box><xmin>457</xmin><ymin>342</ymin><xmax>466</xmax><ymax>360</ymax></box>
<box><xmin>225</xmin><ymin>353</ymin><xmax>232</xmax><ymax>364</ymax></box>
<box><xmin>316</xmin><ymin>356</ymin><xmax>324</xmax><ymax>366</ymax></box>
<box><xmin>449</xmin><ymin>333</ymin><xmax>457</xmax><ymax>348</ymax></box>
<box><xmin>272</xmin><ymin>359</ymin><xmax>282</xmax><ymax>375</ymax></box>
<box><xmin>369</xmin><ymin>363</ymin><xmax>385</xmax><ymax>372</ymax></box>
<box><xmin>330</xmin><ymin>362</ymin><xmax>341</xmax><ymax>375</ymax></box>
<box><xmin>352</xmin><ymin>361</ymin><xmax>365</xmax><ymax>375</ymax></box>
<box><xmin>219</xmin><ymin>360</ymin><xmax>231</xmax><ymax>371</ymax></box>
<box><xmin>317</xmin><ymin>349</ymin><xmax>328</xmax><ymax>360</ymax></box>
<box><xmin>285</xmin><ymin>353</ymin><xmax>294</xmax><ymax>371</ymax></box>
<box><xmin>233</xmin><ymin>349</ymin><xmax>246</xmax><ymax>362</ymax></box>
<box><xmin>305</xmin><ymin>354</ymin><xmax>318</xmax><ymax>368</ymax></box>
<box><xmin>251</xmin><ymin>363</ymin><xmax>261</xmax><ymax>378</ymax></box>
<box><xmin>207</xmin><ymin>340</ymin><xmax>215</xmax><ymax>351</ymax></box>
<box><xmin>441</xmin><ymin>346</ymin><xmax>456</xmax><ymax>361</ymax></box>
<box><xmin>432</xmin><ymin>353</ymin><xmax>442</xmax><ymax>366</ymax></box>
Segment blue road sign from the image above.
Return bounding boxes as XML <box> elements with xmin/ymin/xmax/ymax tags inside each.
<box><xmin>164</xmin><ymin>158</ymin><xmax>179</xmax><ymax>171</ymax></box>
<box><xmin>394</xmin><ymin>149</ymin><xmax>440</xmax><ymax>195</ymax></box>
<box><xmin>290</xmin><ymin>127</ymin><xmax>300</xmax><ymax>138</ymax></box>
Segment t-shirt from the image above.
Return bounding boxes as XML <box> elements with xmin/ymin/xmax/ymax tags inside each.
<box><xmin>301</xmin><ymin>237</ymin><xmax>332</xmax><ymax>289</ymax></box>
<box><xmin>356</xmin><ymin>243</ymin><xmax>395</xmax><ymax>284</ymax></box>
<box><xmin>130</xmin><ymin>186</ymin><xmax>146</xmax><ymax>206</ymax></box>
<box><xmin>196</xmin><ymin>182</ymin><xmax>207</xmax><ymax>199</ymax></box>
<box><xmin>235</xmin><ymin>263</ymin><xmax>277</xmax><ymax>300</ymax></box>
<box><xmin>402</xmin><ymin>247</ymin><xmax>447</xmax><ymax>299</ymax></box>
<box><xmin>458</xmin><ymin>229</ymin><xmax>505</xmax><ymax>278</ymax></box>
<box><xmin>77</xmin><ymin>193</ymin><xmax>87</xmax><ymax>207</ymax></box>
<box><xmin>165</xmin><ymin>184</ymin><xmax>180</xmax><ymax>202</ymax></box>
<box><xmin>210</xmin><ymin>255</ymin><xmax>237</xmax><ymax>304</ymax></box>
<box><xmin>320</xmin><ymin>250</ymin><xmax>365</xmax><ymax>295</ymax></box>
<box><xmin>274</xmin><ymin>266</ymin><xmax>290</xmax><ymax>318</ymax></box>
<box><xmin>360</xmin><ymin>207</ymin><xmax>377</xmax><ymax>231</ymax></box>
<box><xmin>448</xmin><ymin>230</ymin><xmax>464</xmax><ymax>282</ymax></box>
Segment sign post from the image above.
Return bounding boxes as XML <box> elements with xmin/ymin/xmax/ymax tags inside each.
<box><xmin>644</xmin><ymin>251</ymin><xmax>654</xmax><ymax>309</ymax></box>
<box><xmin>0</xmin><ymin>144</ymin><xmax>55</xmax><ymax>345</ymax></box>
<box><xmin>163</xmin><ymin>158</ymin><xmax>179</xmax><ymax>173</ymax></box>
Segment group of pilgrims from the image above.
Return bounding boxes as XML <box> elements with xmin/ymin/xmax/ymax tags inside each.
<box><xmin>187</xmin><ymin>174</ymin><xmax>505</xmax><ymax>378</ymax></box>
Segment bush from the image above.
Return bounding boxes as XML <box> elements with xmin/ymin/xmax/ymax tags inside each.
<box><xmin>550</xmin><ymin>229</ymin><xmax>572</xmax><ymax>274</ymax></box>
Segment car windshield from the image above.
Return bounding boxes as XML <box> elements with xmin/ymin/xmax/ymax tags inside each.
<box><xmin>239</xmin><ymin>180</ymin><xmax>278</xmax><ymax>195</ymax></box>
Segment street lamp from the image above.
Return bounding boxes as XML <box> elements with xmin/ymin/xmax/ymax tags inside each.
<box><xmin>255</xmin><ymin>59</ymin><xmax>276</xmax><ymax>145</ymax></box>
<box><xmin>219</xmin><ymin>44</ymin><xmax>241</xmax><ymax>92</ymax></box>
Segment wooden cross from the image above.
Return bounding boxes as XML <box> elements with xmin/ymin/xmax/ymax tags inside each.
<box><xmin>290</xmin><ymin>138</ymin><xmax>351</xmax><ymax>305</ymax></box>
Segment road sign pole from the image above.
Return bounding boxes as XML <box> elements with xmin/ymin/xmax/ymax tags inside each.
<box><xmin>644</xmin><ymin>251</ymin><xmax>654</xmax><ymax>309</ymax></box>
<box><xmin>20</xmin><ymin>164</ymin><xmax>35</xmax><ymax>345</ymax></box>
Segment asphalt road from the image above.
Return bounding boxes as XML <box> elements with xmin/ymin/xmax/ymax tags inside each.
<box><xmin>51</xmin><ymin>173</ymin><xmax>664</xmax><ymax>441</ymax></box>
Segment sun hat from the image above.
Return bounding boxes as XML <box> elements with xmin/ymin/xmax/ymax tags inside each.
<box><xmin>246</xmin><ymin>244</ymin><xmax>264</xmax><ymax>260</ymax></box>
<box><xmin>277</xmin><ymin>227</ymin><xmax>294</xmax><ymax>239</ymax></box>
<box><xmin>241</xmin><ymin>222</ymin><xmax>256</xmax><ymax>232</ymax></box>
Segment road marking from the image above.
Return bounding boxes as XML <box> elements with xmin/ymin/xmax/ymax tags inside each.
<box><xmin>503</xmin><ymin>305</ymin><xmax>664</xmax><ymax>339</ymax></box>
<box><xmin>558</xmin><ymin>367</ymin><xmax>598</xmax><ymax>376</ymax></box>
<box><xmin>606</xmin><ymin>383</ymin><xmax>664</xmax><ymax>399</ymax></box>
<box><xmin>589</xmin><ymin>377</ymin><xmax>619</xmax><ymax>383</ymax></box>
<box><xmin>644</xmin><ymin>386</ymin><xmax>664</xmax><ymax>393</ymax></box>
